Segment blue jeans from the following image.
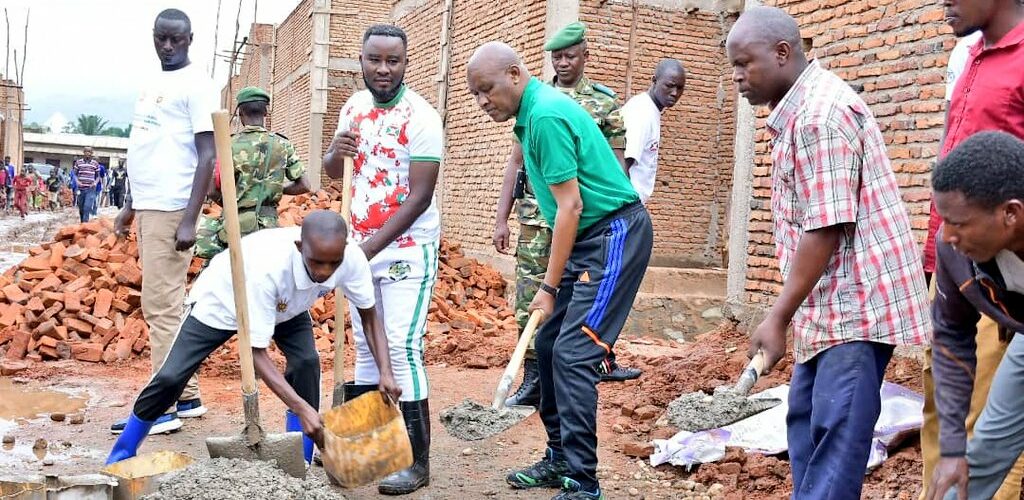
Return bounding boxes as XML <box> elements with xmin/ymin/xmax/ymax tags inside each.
<box><xmin>787</xmin><ymin>341</ymin><xmax>894</xmax><ymax>500</ymax></box>
<box><xmin>78</xmin><ymin>189</ymin><xmax>97</xmax><ymax>222</ymax></box>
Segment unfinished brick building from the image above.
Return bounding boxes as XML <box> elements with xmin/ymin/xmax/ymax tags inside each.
<box><xmin>227</xmin><ymin>0</ymin><xmax>953</xmax><ymax>334</ymax></box>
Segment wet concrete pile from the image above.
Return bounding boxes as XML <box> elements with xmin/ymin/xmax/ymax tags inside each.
<box><xmin>142</xmin><ymin>458</ymin><xmax>343</xmax><ymax>500</ymax></box>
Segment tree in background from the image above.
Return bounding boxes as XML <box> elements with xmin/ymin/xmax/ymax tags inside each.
<box><xmin>24</xmin><ymin>122</ymin><xmax>51</xmax><ymax>133</ymax></box>
<box><xmin>68</xmin><ymin>114</ymin><xmax>109</xmax><ymax>136</ymax></box>
<box><xmin>102</xmin><ymin>124</ymin><xmax>132</xmax><ymax>138</ymax></box>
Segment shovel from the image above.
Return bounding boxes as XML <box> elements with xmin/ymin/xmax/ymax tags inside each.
<box><xmin>440</xmin><ymin>309</ymin><xmax>544</xmax><ymax>441</ymax></box>
<box><xmin>204</xmin><ymin>110</ymin><xmax>306</xmax><ymax>478</ymax></box>
<box><xmin>330</xmin><ymin>154</ymin><xmax>355</xmax><ymax>407</ymax></box>
<box><xmin>666</xmin><ymin>350</ymin><xmax>782</xmax><ymax>432</ymax></box>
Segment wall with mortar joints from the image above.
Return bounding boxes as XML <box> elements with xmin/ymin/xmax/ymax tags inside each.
<box><xmin>741</xmin><ymin>0</ymin><xmax>951</xmax><ymax>305</ymax></box>
<box><xmin>437</xmin><ymin>0</ymin><xmax>548</xmax><ymax>259</ymax></box>
<box><xmin>581</xmin><ymin>0</ymin><xmax>738</xmax><ymax>267</ymax></box>
<box><xmin>394</xmin><ymin>0</ymin><xmax>443</xmax><ymax>108</ymax></box>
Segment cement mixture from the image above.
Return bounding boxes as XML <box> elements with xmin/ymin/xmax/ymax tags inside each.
<box><xmin>141</xmin><ymin>458</ymin><xmax>343</xmax><ymax>500</ymax></box>
<box><xmin>440</xmin><ymin>399</ymin><xmax>533</xmax><ymax>441</ymax></box>
<box><xmin>667</xmin><ymin>386</ymin><xmax>781</xmax><ymax>432</ymax></box>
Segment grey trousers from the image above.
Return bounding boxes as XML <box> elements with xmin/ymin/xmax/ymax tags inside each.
<box><xmin>947</xmin><ymin>333</ymin><xmax>1024</xmax><ymax>500</ymax></box>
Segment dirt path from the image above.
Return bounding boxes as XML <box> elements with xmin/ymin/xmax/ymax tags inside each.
<box><xmin>1</xmin><ymin>358</ymin><xmax>702</xmax><ymax>500</ymax></box>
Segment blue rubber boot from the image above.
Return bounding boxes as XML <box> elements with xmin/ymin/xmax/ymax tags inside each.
<box><xmin>285</xmin><ymin>410</ymin><xmax>314</xmax><ymax>464</ymax></box>
<box><xmin>105</xmin><ymin>413</ymin><xmax>154</xmax><ymax>465</ymax></box>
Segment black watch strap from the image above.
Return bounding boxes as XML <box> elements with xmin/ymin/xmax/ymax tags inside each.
<box><xmin>540</xmin><ymin>283</ymin><xmax>558</xmax><ymax>296</ymax></box>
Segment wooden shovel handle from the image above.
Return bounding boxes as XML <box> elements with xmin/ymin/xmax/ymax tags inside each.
<box><xmin>213</xmin><ymin>111</ymin><xmax>258</xmax><ymax>395</ymax></box>
<box><xmin>734</xmin><ymin>350</ymin><xmax>766</xmax><ymax>396</ymax></box>
<box><xmin>332</xmin><ymin>156</ymin><xmax>355</xmax><ymax>391</ymax></box>
<box><xmin>492</xmin><ymin>309</ymin><xmax>545</xmax><ymax>410</ymax></box>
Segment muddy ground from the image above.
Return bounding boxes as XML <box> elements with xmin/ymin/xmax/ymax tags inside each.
<box><xmin>0</xmin><ymin>210</ymin><xmax>927</xmax><ymax>499</ymax></box>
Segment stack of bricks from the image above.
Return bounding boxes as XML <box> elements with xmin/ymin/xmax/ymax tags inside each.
<box><xmin>0</xmin><ymin>219</ymin><xmax>150</xmax><ymax>365</ymax></box>
<box><xmin>743</xmin><ymin>0</ymin><xmax>951</xmax><ymax>305</ymax></box>
<box><xmin>0</xmin><ymin>186</ymin><xmax>517</xmax><ymax>367</ymax></box>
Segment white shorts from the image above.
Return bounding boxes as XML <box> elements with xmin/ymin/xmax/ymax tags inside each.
<box><xmin>350</xmin><ymin>241</ymin><xmax>438</xmax><ymax>402</ymax></box>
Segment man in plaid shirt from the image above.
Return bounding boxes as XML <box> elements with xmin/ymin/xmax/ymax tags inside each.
<box><xmin>727</xmin><ymin>7</ymin><xmax>930</xmax><ymax>499</ymax></box>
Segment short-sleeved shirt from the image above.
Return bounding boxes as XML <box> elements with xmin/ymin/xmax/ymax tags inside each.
<box><xmin>335</xmin><ymin>85</ymin><xmax>443</xmax><ymax>248</ymax></box>
<box><xmin>514</xmin><ymin>77</ymin><xmax>639</xmax><ymax>233</ymax></box>
<box><xmin>622</xmin><ymin>92</ymin><xmax>662</xmax><ymax>204</ymax></box>
<box><xmin>232</xmin><ymin>125</ymin><xmax>305</xmax><ymax>214</ymax></box>
<box><xmin>944</xmin><ymin>31</ymin><xmax>983</xmax><ymax>101</ymax></box>
<box><xmin>187</xmin><ymin>227</ymin><xmax>375</xmax><ymax>348</ymax></box>
<box><xmin>925</xmin><ymin>22</ymin><xmax>1024</xmax><ymax>273</ymax></box>
<box><xmin>74</xmin><ymin>159</ymin><xmax>100</xmax><ymax>189</ymax></box>
<box><xmin>765</xmin><ymin>60</ymin><xmax>930</xmax><ymax>363</ymax></box>
<box><xmin>517</xmin><ymin>76</ymin><xmax>626</xmax><ymax>228</ymax></box>
<box><xmin>127</xmin><ymin>62</ymin><xmax>219</xmax><ymax>211</ymax></box>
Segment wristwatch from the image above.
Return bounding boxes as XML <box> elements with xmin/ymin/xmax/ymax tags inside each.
<box><xmin>540</xmin><ymin>283</ymin><xmax>558</xmax><ymax>296</ymax></box>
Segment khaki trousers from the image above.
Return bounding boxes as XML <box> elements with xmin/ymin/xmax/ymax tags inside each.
<box><xmin>921</xmin><ymin>315</ymin><xmax>1024</xmax><ymax>499</ymax></box>
<box><xmin>137</xmin><ymin>209</ymin><xmax>200</xmax><ymax>409</ymax></box>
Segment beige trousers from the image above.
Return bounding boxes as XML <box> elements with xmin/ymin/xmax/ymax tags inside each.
<box><xmin>137</xmin><ymin>209</ymin><xmax>200</xmax><ymax>408</ymax></box>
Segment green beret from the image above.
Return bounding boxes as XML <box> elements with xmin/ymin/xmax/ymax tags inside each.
<box><xmin>544</xmin><ymin>22</ymin><xmax>586</xmax><ymax>51</ymax></box>
<box><xmin>236</xmin><ymin>86</ymin><xmax>270</xmax><ymax>105</ymax></box>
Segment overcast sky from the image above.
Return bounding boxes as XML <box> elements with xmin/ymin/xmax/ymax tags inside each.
<box><xmin>3</xmin><ymin>0</ymin><xmax>301</xmax><ymax>127</ymax></box>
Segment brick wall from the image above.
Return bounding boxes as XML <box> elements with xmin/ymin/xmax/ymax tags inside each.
<box><xmin>394</xmin><ymin>0</ymin><xmax>443</xmax><ymax>108</ymax></box>
<box><xmin>741</xmin><ymin>0</ymin><xmax>950</xmax><ymax>305</ymax></box>
<box><xmin>582</xmin><ymin>1</ymin><xmax>737</xmax><ymax>266</ymax></box>
<box><xmin>435</xmin><ymin>0</ymin><xmax>548</xmax><ymax>258</ymax></box>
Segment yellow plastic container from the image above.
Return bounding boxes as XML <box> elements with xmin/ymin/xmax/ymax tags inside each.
<box><xmin>101</xmin><ymin>450</ymin><xmax>194</xmax><ymax>499</ymax></box>
<box><xmin>322</xmin><ymin>392</ymin><xmax>413</xmax><ymax>488</ymax></box>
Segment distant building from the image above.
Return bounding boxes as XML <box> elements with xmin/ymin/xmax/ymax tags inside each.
<box><xmin>23</xmin><ymin>132</ymin><xmax>128</xmax><ymax>171</ymax></box>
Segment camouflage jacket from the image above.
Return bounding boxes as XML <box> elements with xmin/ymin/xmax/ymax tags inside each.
<box><xmin>195</xmin><ymin>125</ymin><xmax>305</xmax><ymax>259</ymax></box>
<box><xmin>517</xmin><ymin>76</ymin><xmax>625</xmax><ymax>228</ymax></box>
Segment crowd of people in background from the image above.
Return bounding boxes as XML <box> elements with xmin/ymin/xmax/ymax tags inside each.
<box><xmin>0</xmin><ymin>150</ymin><xmax>128</xmax><ymax>220</ymax></box>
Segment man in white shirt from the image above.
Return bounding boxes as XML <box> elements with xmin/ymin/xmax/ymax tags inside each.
<box><xmin>111</xmin><ymin>8</ymin><xmax>219</xmax><ymax>434</ymax></box>
<box><xmin>106</xmin><ymin>212</ymin><xmax>401</xmax><ymax>465</ymax></box>
<box><xmin>323</xmin><ymin>24</ymin><xmax>441</xmax><ymax>495</ymax></box>
<box><xmin>622</xmin><ymin>59</ymin><xmax>685</xmax><ymax>205</ymax></box>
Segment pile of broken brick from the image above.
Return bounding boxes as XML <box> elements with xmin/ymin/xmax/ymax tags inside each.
<box><xmin>0</xmin><ymin>187</ymin><xmax>517</xmax><ymax>370</ymax></box>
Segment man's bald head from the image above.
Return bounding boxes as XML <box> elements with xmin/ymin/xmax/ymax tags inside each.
<box><xmin>654</xmin><ymin>59</ymin><xmax>686</xmax><ymax>80</ymax></box>
<box><xmin>297</xmin><ymin>210</ymin><xmax>348</xmax><ymax>283</ymax></box>
<box><xmin>467</xmin><ymin>42</ymin><xmax>532</xmax><ymax>123</ymax></box>
<box><xmin>725</xmin><ymin>6</ymin><xmax>808</xmax><ymax>107</ymax></box>
<box><xmin>650</xmin><ymin>59</ymin><xmax>686</xmax><ymax>109</ymax></box>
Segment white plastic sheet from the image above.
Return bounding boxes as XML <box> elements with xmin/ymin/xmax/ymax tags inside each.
<box><xmin>651</xmin><ymin>382</ymin><xmax>924</xmax><ymax>472</ymax></box>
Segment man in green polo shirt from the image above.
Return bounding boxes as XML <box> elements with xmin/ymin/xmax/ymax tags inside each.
<box><xmin>495</xmin><ymin>21</ymin><xmax>641</xmax><ymax>411</ymax></box>
<box><xmin>468</xmin><ymin>41</ymin><xmax>653</xmax><ymax>500</ymax></box>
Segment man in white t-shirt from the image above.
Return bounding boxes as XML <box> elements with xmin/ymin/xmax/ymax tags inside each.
<box><xmin>106</xmin><ymin>212</ymin><xmax>401</xmax><ymax>466</ymax></box>
<box><xmin>111</xmin><ymin>8</ymin><xmax>219</xmax><ymax>434</ymax></box>
<box><xmin>323</xmin><ymin>24</ymin><xmax>441</xmax><ymax>496</ymax></box>
<box><xmin>622</xmin><ymin>59</ymin><xmax>685</xmax><ymax>205</ymax></box>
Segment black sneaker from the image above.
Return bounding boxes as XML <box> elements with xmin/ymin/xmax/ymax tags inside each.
<box><xmin>552</xmin><ymin>477</ymin><xmax>605</xmax><ymax>500</ymax></box>
<box><xmin>506</xmin><ymin>450</ymin><xmax>570</xmax><ymax>489</ymax></box>
<box><xmin>598</xmin><ymin>358</ymin><xmax>642</xmax><ymax>382</ymax></box>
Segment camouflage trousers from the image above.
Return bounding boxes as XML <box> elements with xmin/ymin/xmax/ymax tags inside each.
<box><xmin>194</xmin><ymin>208</ymin><xmax>279</xmax><ymax>260</ymax></box>
<box><xmin>515</xmin><ymin>224</ymin><xmax>551</xmax><ymax>360</ymax></box>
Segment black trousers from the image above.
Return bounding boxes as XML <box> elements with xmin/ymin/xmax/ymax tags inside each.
<box><xmin>535</xmin><ymin>202</ymin><xmax>653</xmax><ymax>491</ymax></box>
<box><xmin>133</xmin><ymin>312</ymin><xmax>320</xmax><ymax>421</ymax></box>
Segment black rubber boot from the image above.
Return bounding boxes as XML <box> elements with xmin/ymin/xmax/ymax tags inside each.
<box><xmin>342</xmin><ymin>382</ymin><xmax>379</xmax><ymax>401</ymax></box>
<box><xmin>379</xmin><ymin>399</ymin><xmax>430</xmax><ymax>495</ymax></box>
<box><xmin>505</xmin><ymin>358</ymin><xmax>541</xmax><ymax>408</ymax></box>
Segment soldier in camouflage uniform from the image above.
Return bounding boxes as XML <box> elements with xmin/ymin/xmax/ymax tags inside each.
<box><xmin>494</xmin><ymin>22</ymin><xmax>641</xmax><ymax>409</ymax></box>
<box><xmin>195</xmin><ymin>86</ymin><xmax>310</xmax><ymax>259</ymax></box>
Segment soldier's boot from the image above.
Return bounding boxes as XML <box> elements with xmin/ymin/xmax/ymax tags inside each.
<box><xmin>505</xmin><ymin>358</ymin><xmax>541</xmax><ymax>408</ymax></box>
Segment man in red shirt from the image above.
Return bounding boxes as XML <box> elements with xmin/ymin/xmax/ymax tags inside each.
<box><xmin>924</xmin><ymin>0</ymin><xmax>1024</xmax><ymax>497</ymax></box>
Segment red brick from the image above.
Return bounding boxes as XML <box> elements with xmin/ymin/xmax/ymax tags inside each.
<box><xmin>93</xmin><ymin>289</ymin><xmax>114</xmax><ymax>318</ymax></box>
<box><xmin>2</xmin><ymin>284</ymin><xmax>28</xmax><ymax>304</ymax></box>
<box><xmin>71</xmin><ymin>343</ymin><xmax>103</xmax><ymax>363</ymax></box>
<box><xmin>5</xmin><ymin>331</ymin><xmax>30</xmax><ymax>360</ymax></box>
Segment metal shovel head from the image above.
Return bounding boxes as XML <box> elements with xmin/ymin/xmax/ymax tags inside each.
<box><xmin>667</xmin><ymin>386</ymin><xmax>782</xmax><ymax>432</ymax></box>
<box><xmin>439</xmin><ymin>399</ymin><xmax>535</xmax><ymax>441</ymax></box>
<box><xmin>206</xmin><ymin>429</ymin><xmax>307</xmax><ymax>479</ymax></box>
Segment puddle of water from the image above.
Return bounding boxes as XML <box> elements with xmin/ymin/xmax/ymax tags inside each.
<box><xmin>0</xmin><ymin>441</ymin><xmax>104</xmax><ymax>468</ymax></box>
<box><xmin>0</xmin><ymin>379</ymin><xmax>87</xmax><ymax>421</ymax></box>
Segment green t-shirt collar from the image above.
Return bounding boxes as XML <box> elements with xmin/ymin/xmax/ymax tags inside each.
<box><xmin>373</xmin><ymin>84</ymin><xmax>407</xmax><ymax>108</ymax></box>
<box><xmin>514</xmin><ymin>77</ymin><xmax>542</xmax><ymax>134</ymax></box>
